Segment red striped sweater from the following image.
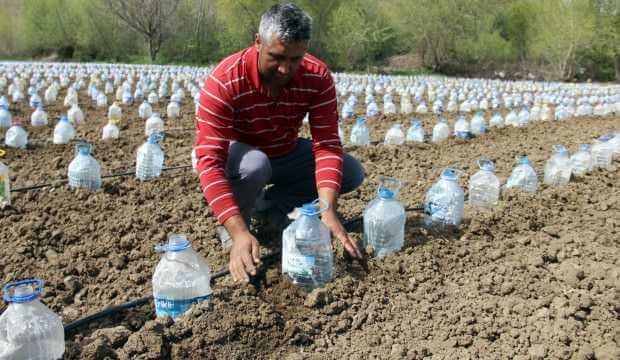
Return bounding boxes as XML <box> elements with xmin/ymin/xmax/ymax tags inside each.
<box><xmin>194</xmin><ymin>46</ymin><xmax>343</xmax><ymax>224</ymax></box>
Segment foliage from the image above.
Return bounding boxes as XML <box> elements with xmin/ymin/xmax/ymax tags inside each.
<box><xmin>0</xmin><ymin>0</ymin><xmax>618</xmax><ymax>81</ymax></box>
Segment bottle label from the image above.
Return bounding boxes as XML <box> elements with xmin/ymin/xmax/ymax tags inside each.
<box><xmin>154</xmin><ymin>294</ymin><xmax>211</xmax><ymax>318</ymax></box>
<box><xmin>284</xmin><ymin>254</ymin><xmax>315</xmax><ymax>278</ymax></box>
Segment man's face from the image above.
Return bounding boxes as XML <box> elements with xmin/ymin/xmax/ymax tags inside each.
<box><xmin>255</xmin><ymin>34</ymin><xmax>307</xmax><ymax>87</ymax></box>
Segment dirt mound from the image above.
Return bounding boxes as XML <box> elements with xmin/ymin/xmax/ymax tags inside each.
<box><xmin>0</xmin><ymin>88</ymin><xmax>618</xmax><ymax>359</ymax></box>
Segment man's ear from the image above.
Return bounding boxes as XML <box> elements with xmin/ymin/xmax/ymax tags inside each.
<box><xmin>254</xmin><ymin>33</ymin><xmax>261</xmax><ymax>52</ymax></box>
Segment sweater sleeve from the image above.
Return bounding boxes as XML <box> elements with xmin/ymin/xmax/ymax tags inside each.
<box><xmin>308</xmin><ymin>71</ymin><xmax>343</xmax><ymax>192</ymax></box>
<box><xmin>194</xmin><ymin>73</ymin><xmax>240</xmax><ymax>224</ymax></box>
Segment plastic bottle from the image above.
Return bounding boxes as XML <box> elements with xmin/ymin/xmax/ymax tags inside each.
<box><xmin>350</xmin><ymin>117</ymin><xmax>370</xmax><ymax>146</ymax></box>
<box><xmin>67</xmin><ymin>103</ymin><xmax>84</xmax><ymax>125</ymax></box>
<box><xmin>138</xmin><ymin>101</ymin><xmax>153</xmax><ymax>120</ymax></box>
<box><xmin>0</xmin><ymin>105</ymin><xmax>12</xmax><ymax>128</ymax></box>
<box><xmin>30</xmin><ymin>105</ymin><xmax>48</xmax><ymax>127</ymax></box>
<box><xmin>609</xmin><ymin>131</ymin><xmax>620</xmax><ymax>159</ymax></box>
<box><xmin>454</xmin><ymin>116</ymin><xmax>471</xmax><ymax>140</ymax></box>
<box><xmin>5</xmin><ymin>121</ymin><xmax>28</xmax><ymax>149</ymax></box>
<box><xmin>136</xmin><ymin>132</ymin><xmax>165</xmax><ymax>181</ymax></box>
<box><xmin>570</xmin><ymin>144</ymin><xmax>593</xmax><ymax>177</ymax></box>
<box><xmin>384</xmin><ymin>124</ymin><xmax>405</xmax><ymax>145</ymax></box>
<box><xmin>470</xmin><ymin>112</ymin><xmax>486</xmax><ymax>136</ymax></box>
<box><xmin>366</xmin><ymin>100</ymin><xmax>379</xmax><ymax>117</ymax></box>
<box><xmin>406</xmin><ymin>119</ymin><xmax>425</xmax><ymax>143</ymax></box>
<box><xmin>67</xmin><ymin>142</ymin><xmax>102</xmax><ymax>191</ymax></box>
<box><xmin>489</xmin><ymin>112</ymin><xmax>504</xmax><ymax>128</ymax></box>
<box><xmin>167</xmin><ymin>101</ymin><xmax>180</xmax><ymax>120</ymax></box>
<box><xmin>363</xmin><ymin>177</ymin><xmax>406</xmax><ymax>257</ymax></box>
<box><xmin>0</xmin><ymin>279</ymin><xmax>64</xmax><ymax>360</ymax></box>
<box><xmin>544</xmin><ymin>145</ymin><xmax>572</xmax><ymax>186</ymax></box>
<box><xmin>153</xmin><ymin>234</ymin><xmax>212</xmax><ymax>319</ymax></box>
<box><xmin>0</xmin><ymin>161</ymin><xmax>10</xmax><ymax>207</ymax></box>
<box><xmin>102</xmin><ymin>119</ymin><xmax>120</xmax><ymax>140</ymax></box>
<box><xmin>424</xmin><ymin>168</ymin><xmax>465</xmax><ymax>226</ymax></box>
<box><xmin>53</xmin><ymin>116</ymin><xmax>75</xmax><ymax>145</ymax></box>
<box><xmin>145</xmin><ymin>113</ymin><xmax>165</xmax><ymax>137</ymax></box>
<box><xmin>282</xmin><ymin>199</ymin><xmax>333</xmax><ymax>289</ymax></box>
<box><xmin>108</xmin><ymin>102</ymin><xmax>122</xmax><ymax>122</ymax></box>
<box><xmin>432</xmin><ymin>118</ymin><xmax>450</xmax><ymax>143</ymax></box>
<box><xmin>469</xmin><ymin>159</ymin><xmax>501</xmax><ymax>209</ymax></box>
<box><xmin>591</xmin><ymin>135</ymin><xmax>613</xmax><ymax>170</ymax></box>
<box><xmin>505</xmin><ymin>155</ymin><xmax>538</xmax><ymax>193</ymax></box>
<box><xmin>505</xmin><ymin>110</ymin><xmax>518</xmax><ymax>127</ymax></box>
<box><xmin>341</xmin><ymin>101</ymin><xmax>354</xmax><ymax>120</ymax></box>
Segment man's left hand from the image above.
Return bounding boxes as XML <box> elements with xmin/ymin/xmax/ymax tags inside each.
<box><xmin>322</xmin><ymin>210</ymin><xmax>363</xmax><ymax>258</ymax></box>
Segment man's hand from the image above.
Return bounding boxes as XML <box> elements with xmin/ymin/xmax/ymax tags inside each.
<box><xmin>224</xmin><ymin>214</ymin><xmax>260</xmax><ymax>283</ymax></box>
<box><xmin>229</xmin><ymin>231</ymin><xmax>260</xmax><ymax>282</ymax></box>
<box><xmin>322</xmin><ymin>209</ymin><xmax>362</xmax><ymax>258</ymax></box>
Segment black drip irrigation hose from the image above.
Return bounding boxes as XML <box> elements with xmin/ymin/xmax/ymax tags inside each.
<box><xmin>62</xmin><ymin>205</ymin><xmax>426</xmax><ymax>334</ymax></box>
<box><xmin>10</xmin><ymin>164</ymin><xmax>193</xmax><ymax>193</ymax></box>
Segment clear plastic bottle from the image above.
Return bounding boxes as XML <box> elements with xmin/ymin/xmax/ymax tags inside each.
<box><xmin>153</xmin><ymin>234</ymin><xmax>212</xmax><ymax>319</ymax></box>
<box><xmin>108</xmin><ymin>102</ymin><xmax>122</xmax><ymax>122</ymax></box>
<box><xmin>363</xmin><ymin>177</ymin><xmax>405</xmax><ymax>257</ymax></box>
<box><xmin>505</xmin><ymin>155</ymin><xmax>538</xmax><ymax>193</ymax></box>
<box><xmin>469</xmin><ymin>159</ymin><xmax>501</xmax><ymax>209</ymax></box>
<box><xmin>489</xmin><ymin>112</ymin><xmax>504</xmax><ymax>128</ymax></box>
<box><xmin>67</xmin><ymin>103</ymin><xmax>84</xmax><ymax>125</ymax></box>
<box><xmin>470</xmin><ymin>112</ymin><xmax>486</xmax><ymax>135</ymax></box>
<box><xmin>432</xmin><ymin>118</ymin><xmax>450</xmax><ymax>143</ymax></box>
<box><xmin>341</xmin><ymin>101</ymin><xmax>354</xmax><ymax>120</ymax></box>
<box><xmin>406</xmin><ymin>119</ymin><xmax>425</xmax><ymax>143</ymax></box>
<box><xmin>384</xmin><ymin>124</ymin><xmax>405</xmax><ymax>145</ymax></box>
<box><xmin>167</xmin><ymin>101</ymin><xmax>180</xmax><ymax>120</ymax></box>
<box><xmin>424</xmin><ymin>168</ymin><xmax>465</xmax><ymax>226</ymax></box>
<box><xmin>136</xmin><ymin>132</ymin><xmax>165</xmax><ymax>181</ymax></box>
<box><xmin>609</xmin><ymin>131</ymin><xmax>620</xmax><ymax>159</ymax></box>
<box><xmin>282</xmin><ymin>199</ymin><xmax>333</xmax><ymax>289</ymax></box>
<box><xmin>145</xmin><ymin>113</ymin><xmax>165</xmax><ymax>137</ymax></box>
<box><xmin>350</xmin><ymin>117</ymin><xmax>370</xmax><ymax>146</ymax></box>
<box><xmin>0</xmin><ymin>279</ymin><xmax>64</xmax><ymax>360</ymax></box>
<box><xmin>0</xmin><ymin>161</ymin><xmax>10</xmax><ymax>207</ymax></box>
<box><xmin>454</xmin><ymin>116</ymin><xmax>471</xmax><ymax>140</ymax></box>
<box><xmin>53</xmin><ymin>116</ymin><xmax>75</xmax><ymax>145</ymax></box>
<box><xmin>0</xmin><ymin>105</ymin><xmax>11</xmax><ymax>128</ymax></box>
<box><xmin>570</xmin><ymin>144</ymin><xmax>593</xmax><ymax>177</ymax></box>
<box><xmin>68</xmin><ymin>142</ymin><xmax>102</xmax><ymax>191</ymax></box>
<box><xmin>5</xmin><ymin>121</ymin><xmax>28</xmax><ymax>149</ymax></box>
<box><xmin>591</xmin><ymin>135</ymin><xmax>613</xmax><ymax>170</ymax></box>
<box><xmin>505</xmin><ymin>110</ymin><xmax>518</xmax><ymax>127</ymax></box>
<box><xmin>366</xmin><ymin>100</ymin><xmax>379</xmax><ymax>117</ymax></box>
<box><xmin>544</xmin><ymin>145</ymin><xmax>572</xmax><ymax>186</ymax></box>
<box><xmin>138</xmin><ymin>101</ymin><xmax>153</xmax><ymax>120</ymax></box>
<box><xmin>31</xmin><ymin>105</ymin><xmax>48</xmax><ymax>127</ymax></box>
<box><xmin>102</xmin><ymin>120</ymin><xmax>120</xmax><ymax>140</ymax></box>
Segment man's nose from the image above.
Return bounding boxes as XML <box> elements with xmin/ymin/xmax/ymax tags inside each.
<box><xmin>278</xmin><ymin>62</ymin><xmax>290</xmax><ymax>75</ymax></box>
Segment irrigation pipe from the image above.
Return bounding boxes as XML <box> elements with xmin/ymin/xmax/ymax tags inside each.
<box><xmin>10</xmin><ymin>164</ymin><xmax>193</xmax><ymax>193</ymax></box>
<box><xmin>62</xmin><ymin>205</ymin><xmax>426</xmax><ymax>334</ymax></box>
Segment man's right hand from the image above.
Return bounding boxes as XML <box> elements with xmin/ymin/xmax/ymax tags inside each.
<box><xmin>229</xmin><ymin>231</ymin><xmax>261</xmax><ymax>283</ymax></box>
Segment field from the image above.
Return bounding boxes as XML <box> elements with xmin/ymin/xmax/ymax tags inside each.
<box><xmin>0</xmin><ymin>79</ymin><xmax>619</xmax><ymax>360</ymax></box>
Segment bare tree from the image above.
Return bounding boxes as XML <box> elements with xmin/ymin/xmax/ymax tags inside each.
<box><xmin>104</xmin><ymin>0</ymin><xmax>181</xmax><ymax>61</ymax></box>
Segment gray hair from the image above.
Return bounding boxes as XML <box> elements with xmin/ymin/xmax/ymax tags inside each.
<box><xmin>258</xmin><ymin>3</ymin><xmax>312</xmax><ymax>45</ymax></box>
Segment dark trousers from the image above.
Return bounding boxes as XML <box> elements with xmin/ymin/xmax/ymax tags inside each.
<box><xmin>225</xmin><ymin>138</ymin><xmax>365</xmax><ymax>221</ymax></box>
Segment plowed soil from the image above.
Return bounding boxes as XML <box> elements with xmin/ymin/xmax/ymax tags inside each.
<box><xmin>0</xmin><ymin>88</ymin><xmax>618</xmax><ymax>360</ymax></box>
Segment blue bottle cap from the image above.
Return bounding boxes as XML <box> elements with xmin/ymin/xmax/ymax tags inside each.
<box><xmin>2</xmin><ymin>278</ymin><xmax>44</xmax><ymax>303</ymax></box>
<box><xmin>378</xmin><ymin>187</ymin><xmax>394</xmax><ymax>199</ymax></box>
<box><xmin>155</xmin><ymin>234</ymin><xmax>191</xmax><ymax>252</ymax></box>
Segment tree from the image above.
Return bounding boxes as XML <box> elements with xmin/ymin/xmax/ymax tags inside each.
<box><xmin>103</xmin><ymin>0</ymin><xmax>181</xmax><ymax>61</ymax></box>
<box><xmin>528</xmin><ymin>0</ymin><xmax>596</xmax><ymax>80</ymax></box>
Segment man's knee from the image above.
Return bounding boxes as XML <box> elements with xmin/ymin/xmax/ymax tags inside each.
<box><xmin>341</xmin><ymin>154</ymin><xmax>365</xmax><ymax>194</ymax></box>
<box><xmin>238</xmin><ymin>149</ymin><xmax>272</xmax><ymax>185</ymax></box>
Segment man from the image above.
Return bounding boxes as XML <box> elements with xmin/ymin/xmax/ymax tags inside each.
<box><xmin>195</xmin><ymin>3</ymin><xmax>364</xmax><ymax>283</ymax></box>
